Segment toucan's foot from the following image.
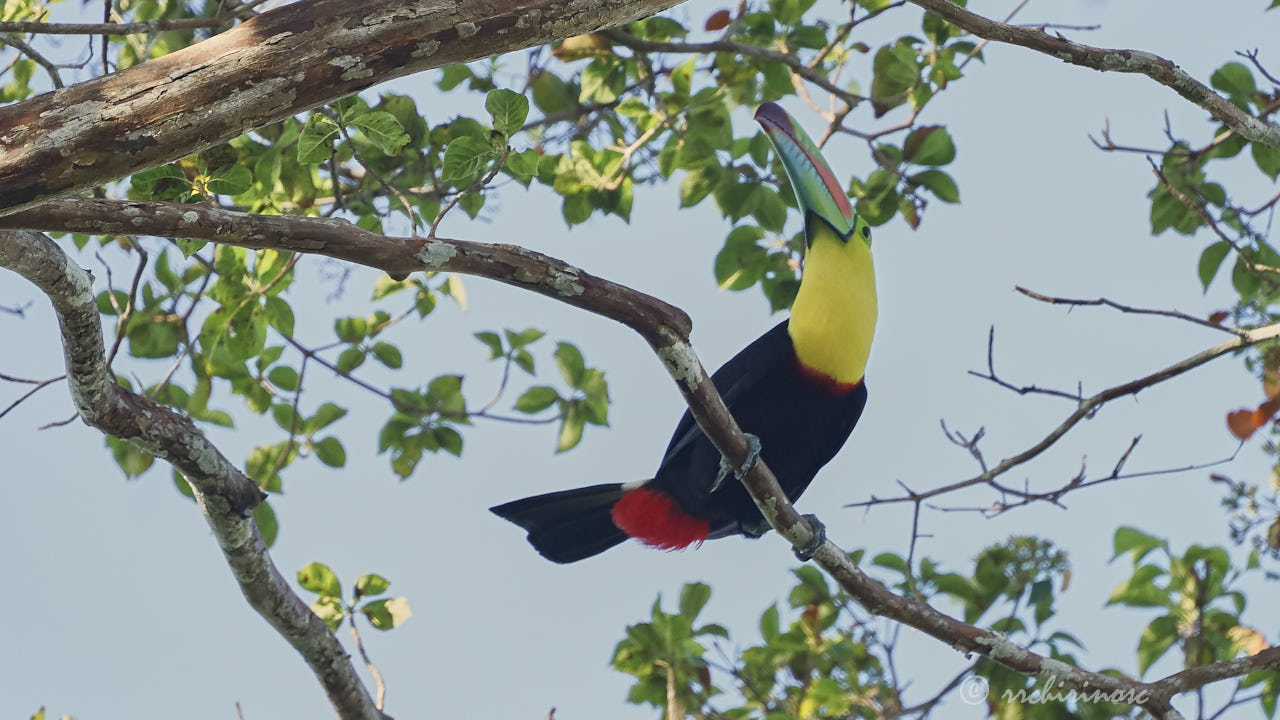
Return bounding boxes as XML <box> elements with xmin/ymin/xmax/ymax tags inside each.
<box><xmin>709</xmin><ymin>433</ymin><xmax>762</xmax><ymax>494</ymax></box>
<box><xmin>793</xmin><ymin>514</ymin><xmax>826</xmax><ymax>561</ymax></box>
<box><xmin>740</xmin><ymin>517</ymin><xmax>771</xmax><ymax>538</ymax></box>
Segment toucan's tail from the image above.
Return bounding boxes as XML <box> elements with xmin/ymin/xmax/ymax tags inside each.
<box><xmin>490</xmin><ymin>483</ymin><xmax>632</xmax><ymax>564</ymax></box>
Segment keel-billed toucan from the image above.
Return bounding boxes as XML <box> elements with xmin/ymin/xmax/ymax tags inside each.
<box><xmin>491</xmin><ymin>103</ymin><xmax>877</xmax><ymax>563</ymax></box>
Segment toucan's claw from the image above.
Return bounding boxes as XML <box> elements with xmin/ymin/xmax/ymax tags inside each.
<box><xmin>709</xmin><ymin>433</ymin><xmax>762</xmax><ymax>494</ymax></box>
<box><xmin>740</xmin><ymin>517</ymin><xmax>771</xmax><ymax>538</ymax></box>
<box><xmin>793</xmin><ymin>514</ymin><xmax>826</xmax><ymax>561</ymax></box>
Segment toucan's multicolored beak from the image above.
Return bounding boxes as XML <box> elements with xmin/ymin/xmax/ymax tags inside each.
<box><xmin>754</xmin><ymin>103</ymin><xmax>858</xmax><ymax>243</ymax></box>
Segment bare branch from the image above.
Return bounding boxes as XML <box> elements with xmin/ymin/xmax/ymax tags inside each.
<box><xmin>0</xmin><ymin>16</ymin><xmax>231</xmax><ymax>35</ymax></box>
<box><xmin>1015</xmin><ymin>285</ymin><xmax>1244</xmax><ymax>335</ymax></box>
<box><xmin>853</xmin><ymin>321</ymin><xmax>1280</xmax><ymax>508</ymax></box>
<box><xmin>905</xmin><ymin>0</ymin><xmax>1280</xmax><ymax>150</ymax></box>
<box><xmin>0</xmin><ymin>33</ymin><xmax>64</xmax><ymax>87</ymax></box>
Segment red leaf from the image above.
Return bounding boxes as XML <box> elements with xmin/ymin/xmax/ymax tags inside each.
<box><xmin>1208</xmin><ymin>311</ymin><xmax>1229</xmax><ymax>326</ymax></box>
<box><xmin>1227</xmin><ymin>409</ymin><xmax>1259</xmax><ymax>441</ymax></box>
<box><xmin>705</xmin><ymin>9</ymin><xmax>731</xmax><ymax>30</ymax></box>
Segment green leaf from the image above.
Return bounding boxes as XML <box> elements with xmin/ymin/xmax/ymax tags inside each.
<box><xmin>1253</xmin><ymin>141</ymin><xmax>1280</xmax><ymax>180</ymax></box>
<box><xmin>506</xmin><ymin>328</ymin><xmax>545</xmax><ymax>348</ymax></box>
<box><xmin>371</xmin><ymin>342</ymin><xmax>403</xmax><ymax>369</ymax></box>
<box><xmin>580</xmin><ymin>60</ymin><xmax>620</xmax><ymax>103</ymax></box>
<box><xmin>297</xmin><ymin>561</ymin><xmax>342</xmax><ymax>597</ymax></box>
<box><xmin>678</xmin><ymin>582</ymin><xmax>711</xmax><ymax>619</ymax></box>
<box><xmin>335</xmin><ymin>316</ymin><xmax>369</xmax><ymax>343</ymax></box>
<box><xmin>176</xmin><ymin>238</ymin><xmax>208</xmax><ymax>258</ymax></box>
<box><xmin>1113</xmin><ymin>526</ymin><xmax>1165</xmax><ymax>563</ymax></box>
<box><xmin>311</xmin><ymin>595</ymin><xmax>344</xmax><ymax>632</ymax></box>
<box><xmin>337</xmin><ymin>346</ymin><xmax>365</xmax><ymax>373</ymax></box>
<box><xmin>437</xmin><ymin>64</ymin><xmax>474</xmax><ymax>91</ymax></box>
<box><xmin>1137</xmin><ymin>614</ymin><xmax>1178</xmax><ymax>675</ymax></box>
<box><xmin>475</xmin><ymin>331</ymin><xmax>504</xmax><ymax>359</ymax></box>
<box><xmin>442</xmin><ymin>136</ymin><xmax>495</xmax><ymax>184</ymax></box>
<box><xmin>680</xmin><ymin>167</ymin><xmax>719</xmax><ymax>208</ymax></box>
<box><xmin>1198</xmin><ymin>241</ymin><xmax>1231</xmax><ymax>291</ymax></box>
<box><xmin>254</xmin><ymin>500</ymin><xmax>279</xmax><ymax>548</ymax></box>
<box><xmin>1108</xmin><ymin>564</ymin><xmax>1169</xmax><ymax>608</ymax></box>
<box><xmin>350</xmin><ymin>111</ymin><xmax>410</xmax><ymax>156</ymax></box>
<box><xmin>515</xmin><ymin>385</ymin><xmax>560</xmax><ymax>413</ymax></box>
<box><xmin>554</xmin><ymin>342</ymin><xmax>586</xmax><ymax>387</ymax></box>
<box><xmin>435</xmin><ymin>426</ymin><xmax>463</xmax><ymax>456</ymax></box>
<box><xmin>307</xmin><ymin>402</ymin><xmax>348</xmax><ymax>432</ymax></box>
<box><xmin>562</xmin><ymin>193</ymin><xmax>593</xmax><ymax>225</ymax></box>
<box><xmin>206</xmin><ymin>164</ymin><xmax>252</xmax><ymax>196</ymax></box>
<box><xmin>254</xmin><ymin>148</ymin><xmax>282</xmax><ymax>195</ymax></box>
<box><xmin>904</xmin><ymin>126</ymin><xmax>956</xmax><ymax>166</ymax></box>
<box><xmin>513</xmin><ymin>349</ymin><xmax>535</xmax><ymax>374</ymax></box>
<box><xmin>532</xmin><ymin>71</ymin><xmax>572</xmax><ymax>114</ymax></box>
<box><xmin>262</xmin><ymin>296</ymin><xmax>295</xmax><ymax>336</ymax></box>
<box><xmin>361</xmin><ymin>596</ymin><xmax>413</xmax><ymax>630</ymax></box>
<box><xmin>714</xmin><ymin>226</ymin><xmax>766</xmax><ymax>291</ymax></box>
<box><xmin>485</xmin><ymin>88</ymin><xmax>530</xmax><ymax>137</ymax></box>
<box><xmin>507</xmin><ymin>148</ymin><xmax>540</xmax><ymax>177</ymax></box>
<box><xmin>910</xmin><ymin>169</ymin><xmax>959</xmax><ymax>203</ymax></box>
<box><xmin>556</xmin><ymin>404</ymin><xmax>585</xmax><ymax>452</ymax></box>
<box><xmin>297</xmin><ymin>114</ymin><xmax>341</xmax><ymax>164</ymax></box>
<box><xmin>313</xmin><ymin>436</ymin><xmax>347</xmax><ymax>467</ymax></box>
<box><xmin>267</xmin><ymin>366</ymin><xmax>299</xmax><ymax>391</ymax></box>
<box><xmin>1210</xmin><ymin>62</ymin><xmax>1256</xmax><ymax>104</ymax></box>
<box><xmin>107</xmin><ymin>436</ymin><xmax>155</xmax><ymax>478</ymax></box>
<box><xmin>354</xmin><ymin>573</ymin><xmax>390</xmax><ymax>599</ymax></box>
<box><xmin>872</xmin><ymin>552</ymin><xmax>909</xmax><ymax>576</ymax></box>
<box><xmin>759</xmin><ymin>603</ymin><xmax>780</xmax><ymax>643</ymax></box>
<box><xmin>130</xmin><ymin>164</ymin><xmax>190</xmax><ymax>200</ymax></box>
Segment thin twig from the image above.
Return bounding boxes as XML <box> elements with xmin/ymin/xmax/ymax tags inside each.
<box><xmin>0</xmin><ymin>16</ymin><xmax>231</xmax><ymax>34</ymax></box>
<box><xmin>1015</xmin><ymin>285</ymin><xmax>1245</xmax><ymax>335</ymax></box>
<box><xmin>851</xmin><ymin>322</ymin><xmax>1280</xmax><ymax>508</ymax></box>
<box><xmin>0</xmin><ymin>33</ymin><xmax>64</xmax><ymax>87</ymax></box>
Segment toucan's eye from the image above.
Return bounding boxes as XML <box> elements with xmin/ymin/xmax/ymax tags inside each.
<box><xmin>860</xmin><ymin>225</ymin><xmax>871</xmax><ymax>240</ymax></box>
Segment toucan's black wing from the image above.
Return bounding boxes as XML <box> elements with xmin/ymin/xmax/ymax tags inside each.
<box><xmin>656</xmin><ymin>319</ymin><xmax>794</xmax><ymax>468</ymax></box>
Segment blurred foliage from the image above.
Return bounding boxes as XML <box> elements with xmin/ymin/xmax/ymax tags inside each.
<box><xmin>615</xmin><ymin>533</ymin><xmax>1275</xmax><ymax>718</ymax></box>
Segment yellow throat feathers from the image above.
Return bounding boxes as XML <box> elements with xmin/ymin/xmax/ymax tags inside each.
<box><xmin>787</xmin><ymin>227</ymin><xmax>877</xmax><ymax>385</ymax></box>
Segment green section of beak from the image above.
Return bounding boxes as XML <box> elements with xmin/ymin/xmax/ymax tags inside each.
<box><xmin>754</xmin><ymin>103</ymin><xmax>857</xmax><ymax>241</ymax></box>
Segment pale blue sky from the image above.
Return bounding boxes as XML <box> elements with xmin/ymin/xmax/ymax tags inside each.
<box><xmin>2</xmin><ymin>1</ymin><xmax>1277</xmax><ymax>718</ymax></box>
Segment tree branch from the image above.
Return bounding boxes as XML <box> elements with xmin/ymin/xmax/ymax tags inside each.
<box><xmin>0</xmin><ymin>16</ymin><xmax>231</xmax><ymax>35</ymax></box>
<box><xmin>0</xmin><ymin>0</ymin><xmax>685</xmax><ymax>216</ymax></box>
<box><xmin>5</xmin><ymin>198</ymin><xmax>1276</xmax><ymax>714</ymax></box>
<box><xmin>852</xmin><ymin>320</ymin><xmax>1280</xmax><ymax>508</ymax></box>
<box><xmin>0</xmin><ymin>229</ymin><xmax>386</xmax><ymax>720</ymax></box>
<box><xmin>597</xmin><ymin>28</ymin><xmax>865</xmax><ymax>109</ymax></box>
<box><xmin>904</xmin><ymin>0</ymin><xmax>1280</xmax><ymax>151</ymax></box>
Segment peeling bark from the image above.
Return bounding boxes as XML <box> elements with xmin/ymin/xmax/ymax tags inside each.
<box><xmin>0</xmin><ymin>0</ymin><xmax>683</xmax><ymax>216</ymax></box>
